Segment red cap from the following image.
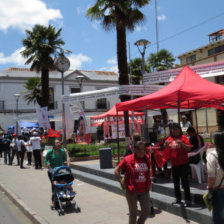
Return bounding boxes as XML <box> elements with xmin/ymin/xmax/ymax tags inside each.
<box><xmin>13</xmin><ymin>133</ymin><xmax>17</xmax><ymax>136</ymax></box>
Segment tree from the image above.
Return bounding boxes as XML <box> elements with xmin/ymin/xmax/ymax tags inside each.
<box><xmin>128</xmin><ymin>57</ymin><xmax>150</xmax><ymax>84</ymax></box>
<box><xmin>21</xmin><ymin>24</ymin><xmax>66</xmax><ymax>107</ymax></box>
<box><xmin>87</xmin><ymin>0</ymin><xmax>150</xmax><ymax>137</ymax></box>
<box><xmin>23</xmin><ymin>77</ymin><xmax>42</xmax><ymax>105</ymax></box>
<box><xmin>148</xmin><ymin>49</ymin><xmax>175</xmax><ymax>72</ymax></box>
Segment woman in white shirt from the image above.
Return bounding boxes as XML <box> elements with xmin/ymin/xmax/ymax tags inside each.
<box><xmin>207</xmin><ymin>132</ymin><xmax>224</xmax><ymax>224</ymax></box>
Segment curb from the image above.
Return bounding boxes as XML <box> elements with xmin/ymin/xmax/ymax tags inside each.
<box><xmin>0</xmin><ymin>182</ymin><xmax>49</xmax><ymax>224</ymax></box>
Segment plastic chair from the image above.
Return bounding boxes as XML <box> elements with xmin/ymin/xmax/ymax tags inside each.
<box><xmin>188</xmin><ymin>142</ymin><xmax>210</xmax><ymax>184</ymax></box>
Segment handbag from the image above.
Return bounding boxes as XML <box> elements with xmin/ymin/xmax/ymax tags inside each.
<box><xmin>203</xmin><ymin>175</ymin><xmax>224</xmax><ymax>211</ymax></box>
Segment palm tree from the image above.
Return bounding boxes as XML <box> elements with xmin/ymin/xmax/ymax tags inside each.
<box><xmin>148</xmin><ymin>49</ymin><xmax>175</xmax><ymax>72</ymax></box>
<box><xmin>87</xmin><ymin>0</ymin><xmax>150</xmax><ymax>137</ymax></box>
<box><xmin>23</xmin><ymin>77</ymin><xmax>42</xmax><ymax>105</ymax></box>
<box><xmin>128</xmin><ymin>57</ymin><xmax>150</xmax><ymax>84</ymax></box>
<box><xmin>21</xmin><ymin>24</ymin><xmax>66</xmax><ymax>107</ymax></box>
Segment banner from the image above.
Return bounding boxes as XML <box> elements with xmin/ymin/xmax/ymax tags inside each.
<box><xmin>111</xmin><ymin>123</ymin><xmax>125</xmax><ymax>139</ymax></box>
<box><xmin>48</xmin><ymin>128</ymin><xmax>61</xmax><ymax>138</ymax></box>
<box><xmin>63</xmin><ymin>102</ymin><xmax>74</xmax><ymax>140</ymax></box>
<box><xmin>36</xmin><ymin>107</ymin><xmax>50</xmax><ymax>130</ymax></box>
<box><xmin>76</xmin><ymin>103</ymin><xmax>91</xmax><ymax>143</ymax></box>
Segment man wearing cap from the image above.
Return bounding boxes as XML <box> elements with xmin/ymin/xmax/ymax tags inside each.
<box><xmin>180</xmin><ymin>115</ymin><xmax>192</xmax><ymax>133</ymax></box>
<box><xmin>9</xmin><ymin>134</ymin><xmax>20</xmax><ymax>165</ymax></box>
<box><xmin>2</xmin><ymin>135</ymin><xmax>11</xmax><ymax>165</ymax></box>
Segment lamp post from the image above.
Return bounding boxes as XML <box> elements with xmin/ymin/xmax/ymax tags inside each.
<box><xmin>134</xmin><ymin>39</ymin><xmax>151</xmax><ymax>143</ymax></box>
<box><xmin>54</xmin><ymin>53</ymin><xmax>70</xmax><ymax>147</ymax></box>
<box><xmin>76</xmin><ymin>75</ymin><xmax>86</xmax><ymax>91</ymax></box>
<box><xmin>14</xmin><ymin>93</ymin><xmax>21</xmax><ymax>135</ymax></box>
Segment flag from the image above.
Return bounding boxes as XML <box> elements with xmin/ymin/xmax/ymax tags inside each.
<box><xmin>48</xmin><ymin>128</ymin><xmax>61</xmax><ymax>138</ymax></box>
<box><xmin>153</xmin><ymin>147</ymin><xmax>170</xmax><ymax>168</ymax></box>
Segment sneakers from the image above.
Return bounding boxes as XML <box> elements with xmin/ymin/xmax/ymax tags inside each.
<box><xmin>172</xmin><ymin>199</ymin><xmax>182</xmax><ymax>205</ymax></box>
<box><xmin>182</xmin><ymin>201</ymin><xmax>192</xmax><ymax>207</ymax></box>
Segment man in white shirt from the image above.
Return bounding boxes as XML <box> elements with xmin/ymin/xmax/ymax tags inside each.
<box><xmin>30</xmin><ymin>132</ymin><xmax>42</xmax><ymax>169</ymax></box>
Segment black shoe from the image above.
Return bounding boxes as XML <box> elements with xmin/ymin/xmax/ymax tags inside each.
<box><xmin>182</xmin><ymin>201</ymin><xmax>192</xmax><ymax>207</ymax></box>
<box><xmin>172</xmin><ymin>199</ymin><xmax>182</xmax><ymax>205</ymax></box>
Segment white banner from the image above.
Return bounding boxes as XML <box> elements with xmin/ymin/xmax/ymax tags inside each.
<box><xmin>36</xmin><ymin>107</ymin><xmax>50</xmax><ymax>130</ymax></box>
<box><xmin>62</xmin><ymin>85</ymin><xmax>162</xmax><ymax>103</ymax></box>
<box><xmin>143</xmin><ymin>61</ymin><xmax>224</xmax><ymax>84</ymax></box>
<box><xmin>111</xmin><ymin>123</ymin><xmax>125</xmax><ymax>139</ymax></box>
<box><xmin>63</xmin><ymin>102</ymin><xmax>74</xmax><ymax>140</ymax></box>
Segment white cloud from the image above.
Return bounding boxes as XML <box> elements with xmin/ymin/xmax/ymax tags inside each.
<box><xmin>0</xmin><ymin>0</ymin><xmax>62</xmax><ymax>32</ymax></box>
<box><xmin>0</xmin><ymin>47</ymin><xmax>27</xmax><ymax>66</ymax></box>
<box><xmin>68</xmin><ymin>54</ymin><xmax>92</xmax><ymax>70</ymax></box>
<box><xmin>157</xmin><ymin>14</ymin><xmax>167</xmax><ymax>21</ymax></box>
<box><xmin>0</xmin><ymin>48</ymin><xmax>92</xmax><ymax>70</ymax></box>
<box><xmin>135</xmin><ymin>25</ymin><xmax>148</xmax><ymax>32</ymax></box>
<box><xmin>99</xmin><ymin>57</ymin><xmax>118</xmax><ymax>73</ymax></box>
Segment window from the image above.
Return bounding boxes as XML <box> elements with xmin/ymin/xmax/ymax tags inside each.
<box><xmin>186</xmin><ymin>55</ymin><xmax>196</xmax><ymax>63</ymax></box>
<box><xmin>209</xmin><ymin>33</ymin><xmax>223</xmax><ymax>43</ymax></box>
<box><xmin>48</xmin><ymin>88</ymin><xmax>55</xmax><ymax>110</ymax></box>
<box><xmin>208</xmin><ymin>45</ymin><xmax>224</xmax><ymax>56</ymax></box>
<box><xmin>96</xmin><ymin>98</ymin><xmax>107</xmax><ymax>109</ymax></box>
<box><xmin>70</xmin><ymin>87</ymin><xmax>80</xmax><ymax>93</ymax></box>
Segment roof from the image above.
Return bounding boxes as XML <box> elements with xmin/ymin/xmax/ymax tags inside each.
<box><xmin>177</xmin><ymin>39</ymin><xmax>224</xmax><ymax>58</ymax></box>
<box><xmin>0</xmin><ymin>68</ymin><xmax>118</xmax><ymax>82</ymax></box>
<box><xmin>116</xmin><ymin>66</ymin><xmax>224</xmax><ymax>111</ymax></box>
<box><xmin>208</xmin><ymin>29</ymin><xmax>224</xmax><ymax>36</ymax></box>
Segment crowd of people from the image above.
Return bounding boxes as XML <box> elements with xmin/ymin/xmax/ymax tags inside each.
<box><xmin>0</xmin><ymin>130</ymin><xmax>46</xmax><ymax>169</ymax></box>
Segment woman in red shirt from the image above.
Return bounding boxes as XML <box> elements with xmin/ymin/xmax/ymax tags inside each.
<box><xmin>164</xmin><ymin>123</ymin><xmax>192</xmax><ymax>207</ymax></box>
<box><xmin>114</xmin><ymin>141</ymin><xmax>151</xmax><ymax>224</ymax></box>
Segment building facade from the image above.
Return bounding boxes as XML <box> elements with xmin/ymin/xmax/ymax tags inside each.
<box><xmin>0</xmin><ymin>68</ymin><xmax>119</xmax><ymax>134</ymax></box>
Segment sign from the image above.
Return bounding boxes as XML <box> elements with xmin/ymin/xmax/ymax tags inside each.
<box><xmin>111</xmin><ymin>123</ymin><xmax>125</xmax><ymax>139</ymax></box>
<box><xmin>62</xmin><ymin>85</ymin><xmax>162</xmax><ymax>103</ymax></box>
<box><xmin>36</xmin><ymin>107</ymin><xmax>50</xmax><ymax>130</ymax></box>
<box><xmin>143</xmin><ymin>61</ymin><xmax>224</xmax><ymax>84</ymax></box>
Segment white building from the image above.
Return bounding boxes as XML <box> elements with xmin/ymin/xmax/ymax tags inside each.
<box><xmin>0</xmin><ymin>68</ymin><xmax>119</xmax><ymax>134</ymax></box>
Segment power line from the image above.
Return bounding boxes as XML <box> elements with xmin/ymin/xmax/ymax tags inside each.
<box><xmin>147</xmin><ymin>11</ymin><xmax>224</xmax><ymax>48</ymax></box>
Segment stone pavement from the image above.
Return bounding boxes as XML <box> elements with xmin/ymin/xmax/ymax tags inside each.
<box><xmin>0</xmin><ymin>158</ymin><xmax>198</xmax><ymax>224</ymax></box>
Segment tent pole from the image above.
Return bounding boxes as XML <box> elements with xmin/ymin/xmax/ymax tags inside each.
<box><xmin>178</xmin><ymin>102</ymin><xmax>180</xmax><ymax>124</ymax></box>
<box><xmin>205</xmin><ymin>108</ymin><xmax>209</xmax><ymax>133</ymax></box>
<box><xmin>194</xmin><ymin>109</ymin><xmax>199</xmax><ymax>133</ymax></box>
<box><xmin>116</xmin><ymin>110</ymin><xmax>120</xmax><ymax>163</ymax></box>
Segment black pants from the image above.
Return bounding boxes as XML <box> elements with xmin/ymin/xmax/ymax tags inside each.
<box><xmin>172</xmin><ymin>163</ymin><xmax>191</xmax><ymax>202</ymax></box>
<box><xmin>48</xmin><ymin>171</ymin><xmax>54</xmax><ymax>201</ymax></box>
<box><xmin>10</xmin><ymin>150</ymin><xmax>20</xmax><ymax>165</ymax></box>
<box><xmin>19</xmin><ymin>151</ymin><xmax>25</xmax><ymax>168</ymax></box>
<box><xmin>33</xmin><ymin>150</ymin><xmax>42</xmax><ymax>169</ymax></box>
<box><xmin>27</xmin><ymin>152</ymin><xmax>32</xmax><ymax>165</ymax></box>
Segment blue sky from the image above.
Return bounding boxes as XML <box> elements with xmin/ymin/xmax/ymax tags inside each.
<box><xmin>0</xmin><ymin>0</ymin><xmax>224</xmax><ymax>72</ymax></box>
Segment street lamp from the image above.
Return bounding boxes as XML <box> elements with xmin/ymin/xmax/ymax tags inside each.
<box><xmin>134</xmin><ymin>39</ymin><xmax>150</xmax><ymax>143</ymax></box>
<box><xmin>54</xmin><ymin>53</ymin><xmax>70</xmax><ymax>147</ymax></box>
<box><xmin>14</xmin><ymin>93</ymin><xmax>21</xmax><ymax>135</ymax></box>
<box><xmin>76</xmin><ymin>75</ymin><xmax>86</xmax><ymax>91</ymax></box>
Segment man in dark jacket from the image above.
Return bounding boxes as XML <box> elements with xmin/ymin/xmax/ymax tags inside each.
<box><xmin>2</xmin><ymin>135</ymin><xmax>11</xmax><ymax>165</ymax></box>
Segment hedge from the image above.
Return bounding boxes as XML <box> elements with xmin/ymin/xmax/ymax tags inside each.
<box><xmin>67</xmin><ymin>142</ymin><xmax>126</xmax><ymax>157</ymax></box>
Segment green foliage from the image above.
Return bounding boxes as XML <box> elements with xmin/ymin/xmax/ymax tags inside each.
<box><xmin>67</xmin><ymin>142</ymin><xmax>126</xmax><ymax>157</ymax></box>
<box><xmin>148</xmin><ymin>49</ymin><xmax>175</xmax><ymax>72</ymax></box>
<box><xmin>21</xmin><ymin>24</ymin><xmax>68</xmax><ymax>107</ymax></box>
<box><xmin>22</xmin><ymin>77</ymin><xmax>42</xmax><ymax>105</ymax></box>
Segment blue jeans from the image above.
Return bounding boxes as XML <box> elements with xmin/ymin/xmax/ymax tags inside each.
<box><xmin>212</xmin><ymin>188</ymin><xmax>224</xmax><ymax>224</ymax></box>
<box><xmin>4</xmin><ymin>150</ymin><xmax>10</xmax><ymax>164</ymax></box>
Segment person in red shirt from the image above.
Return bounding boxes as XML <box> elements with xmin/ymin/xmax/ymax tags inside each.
<box><xmin>164</xmin><ymin>123</ymin><xmax>192</xmax><ymax>207</ymax></box>
<box><xmin>114</xmin><ymin>141</ymin><xmax>151</xmax><ymax>224</ymax></box>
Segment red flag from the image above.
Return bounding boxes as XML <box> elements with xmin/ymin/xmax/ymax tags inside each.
<box><xmin>153</xmin><ymin>147</ymin><xmax>170</xmax><ymax>168</ymax></box>
<box><xmin>48</xmin><ymin>128</ymin><xmax>61</xmax><ymax>138</ymax></box>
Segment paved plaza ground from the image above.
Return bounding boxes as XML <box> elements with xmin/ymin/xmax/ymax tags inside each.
<box><xmin>0</xmin><ymin>157</ymin><xmax>199</xmax><ymax>224</ymax></box>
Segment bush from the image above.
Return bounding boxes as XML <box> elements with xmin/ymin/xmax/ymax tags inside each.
<box><xmin>67</xmin><ymin>142</ymin><xmax>126</xmax><ymax>157</ymax></box>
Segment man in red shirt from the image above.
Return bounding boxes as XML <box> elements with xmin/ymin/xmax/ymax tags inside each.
<box><xmin>114</xmin><ymin>141</ymin><xmax>151</xmax><ymax>224</ymax></box>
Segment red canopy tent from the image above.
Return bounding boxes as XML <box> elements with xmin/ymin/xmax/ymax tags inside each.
<box><xmin>116</xmin><ymin>66</ymin><xmax>224</xmax><ymax>113</ymax></box>
<box><xmin>90</xmin><ymin>105</ymin><xmax>144</xmax><ymax>139</ymax></box>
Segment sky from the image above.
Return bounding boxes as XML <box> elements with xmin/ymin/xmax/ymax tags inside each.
<box><xmin>0</xmin><ymin>0</ymin><xmax>224</xmax><ymax>73</ymax></box>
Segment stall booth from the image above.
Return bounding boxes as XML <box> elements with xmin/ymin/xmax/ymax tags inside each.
<box><xmin>90</xmin><ymin>105</ymin><xmax>144</xmax><ymax>140</ymax></box>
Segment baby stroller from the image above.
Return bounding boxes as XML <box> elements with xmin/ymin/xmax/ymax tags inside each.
<box><xmin>51</xmin><ymin>165</ymin><xmax>80</xmax><ymax>215</ymax></box>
